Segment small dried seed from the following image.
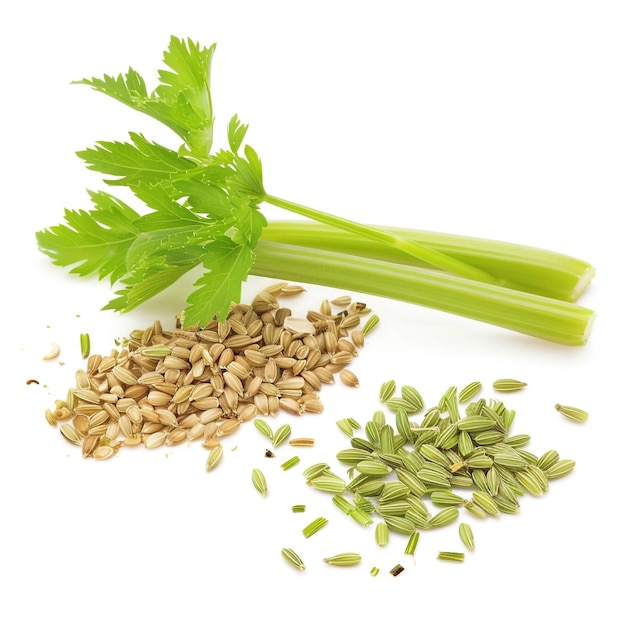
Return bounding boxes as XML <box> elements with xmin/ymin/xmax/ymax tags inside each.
<box><xmin>252</xmin><ymin>468</ymin><xmax>268</xmax><ymax>496</ymax></box>
<box><xmin>375</xmin><ymin>522</ymin><xmax>389</xmax><ymax>547</ymax></box>
<box><xmin>281</xmin><ymin>548</ymin><xmax>306</xmax><ymax>570</ymax></box>
<box><xmin>340</xmin><ymin>369</ymin><xmax>359</xmax><ymax>387</ymax></box>
<box><xmin>59</xmin><ymin>424</ymin><xmax>82</xmax><ymax>445</ymax></box>
<box><xmin>492</xmin><ymin>379</ymin><xmax>527</xmax><ymax>392</ymax></box>
<box><xmin>458</xmin><ymin>381</ymin><xmax>482</xmax><ymax>403</ymax></box>
<box><xmin>254</xmin><ymin>418</ymin><xmax>273</xmax><ymax>440</ymax></box>
<box><xmin>428</xmin><ymin>506</ymin><xmax>459</xmax><ymax>528</ymax></box>
<box><xmin>322</xmin><ymin>553</ymin><xmax>362</xmax><ymax>566</ymax></box>
<box><xmin>459</xmin><ymin>522</ymin><xmax>475</xmax><ymax>551</ymax></box>
<box><xmin>555</xmin><ymin>404</ymin><xmax>589</xmax><ymax>423</ymax></box>
<box><xmin>93</xmin><ymin>445</ymin><xmax>115</xmax><ymax>460</ymax></box>
<box><xmin>272</xmin><ymin>423</ymin><xmax>292</xmax><ymax>447</ymax></box>
<box><xmin>206</xmin><ymin>445</ymin><xmax>224</xmax><ymax>471</ymax></box>
<box><xmin>544</xmin><ymin>459</ymin><xmax>576</xmax><ymax>479</ymax></box>
<box><xmin>289</xmin><ymin>438</ymin><xmax>315</xmax><ymax>447</ymax></box>
<box><xmin>361</xmin><ymin>314</ymin><xmax>380</xmax><ymax>336</ymax></box>
<box><xmin>42</xmin><ymin>343</ymin><xmax>61</xmax><ymax>360</ymax></box>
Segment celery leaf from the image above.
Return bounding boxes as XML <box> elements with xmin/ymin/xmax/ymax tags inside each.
<box><xmin>35</xmin><ymin>190</ymin><xmax>140</xmax><ymax>282</ymax></box>
<box><xmin>184</xmin><ymin>238</ymin><xmax>256</xmax><ymax>324</ymax></box>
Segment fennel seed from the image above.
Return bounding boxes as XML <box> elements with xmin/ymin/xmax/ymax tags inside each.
<box><xmin>322</xmin><ymin>553</ymin><xmax>362</xmax><ymax>566</ymax></box>
<box><xmin>555</xmin><ymin>404</ymin><xmax>589</xmax><ymax>423</ymax></box>
<box><xmin>492</xmin><ymin>378</ymin><xmax>528</xmax><ymax>392</ymax></box>
<box><xmin>459</xmin><ymin>523</ymin><xmax>475</xmax><ymax>551</ymax></box>
<box><xmin>281</xmin><ymin>548</ymin><xmax>306</xmax><ymax>570</ymax></box>
<box><xmin>272</xmin><ymin>423</ymin><xmax>292</xmax><ymax>447</ymax></box>
<box><xmin>252</xmin><ymin>468</ymin><xmax>268</xmax><ymax>496</ymax></box>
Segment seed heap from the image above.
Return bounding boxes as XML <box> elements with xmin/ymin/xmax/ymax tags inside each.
<box><xmin>302</xmin><ymin>379</ymin><xmax>576</xmax><ymax>564</ymax></box>
<box><xmin>44</xmin><ymin>284</ymin><xmax>373</xmax><ymax>464</ymax></box>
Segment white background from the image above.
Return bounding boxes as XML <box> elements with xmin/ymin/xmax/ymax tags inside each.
<box><xmin>2</xmin><ymin>1</ymin><xmax>624</xmax><ymax>624</ymax></box>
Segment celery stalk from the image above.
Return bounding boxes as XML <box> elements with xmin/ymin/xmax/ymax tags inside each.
<box><xmin>260</xmin><ymin>221</ymin><xmax>595</xmax><ymax>303</ymax></box>
<box><xmin>251</xmin><ymin>240</ymin><xmax>595</xmax><ymax>346</ymax></box>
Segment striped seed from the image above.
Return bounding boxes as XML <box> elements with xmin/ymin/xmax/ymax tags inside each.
<box><xmin>252</xmin><ymin>468</ymin><xmax>268</xmax><ymax>496</ymax></box>
<box><xmin>375</xmin><ymin>522</ymin><xmax>389</xmax><ymax>547</ymax></box>
<box><xmin>492</xmin><ymin>379</ymin><xmax>527</xmax><ymax>392</ymax></box>
<box><xmin>323</xmin><ymin>553</ymin><xmax>362</xmax><ymax>566</ymax></box>
<box><xmin>459</xmin><ymin>522</ymin><xmax>475</xmax><ymax>551</ymax></box>
<box><xmin>555</xmin><ymin>404</ymin><xmax>589</xmax><ymax>423</ymax></box>
<box><xmin>281</xmin><ymin>548</ymin><xmax>306</xmax><ymax>571</ymax></box>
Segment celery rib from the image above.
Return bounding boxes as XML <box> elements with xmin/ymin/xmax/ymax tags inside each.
<box><xmin>251</xmin><ymin>240</ymin><xmax>595</xmax><ymax>346</ymax></box>
<box><xmin>263</xmin><ymin>195</ymin><xmax>498</xmax><ymax>285</ymax></box>
<box><xmin>260</xmin><ymin>221</ymin><xmax>595</xmax><ymax>303</ymax></box>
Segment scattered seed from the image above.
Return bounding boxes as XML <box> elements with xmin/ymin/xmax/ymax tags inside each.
<box><xmin>375</xmin><ymin>522</ymin><xmax>389</xmax><ymax>547</ymax></box>
<box><xmin>459</xmin><ymin>381</ymin><xmax>482</xmax><ymax>403</ymax></box>
<box><xmin>459</xmin><ymin>522</ymin><xmax>475</xmax><ymax>551</ymax></box>
<box><xmin>340</xmin><ymin>369</ymin><xmax>359</xmax><ymax>387</ymax></box>
<box><xmin>281</xmin><ymin>547</ymin><xmax>306</xmax><ymax>570</ymax></box>
<box><xmin>336</xmin><ymin>418</ymin><xmax>354</xmax><ymax>437</ymax></box>
<box><xmin>254</xmin><ymin>418</ymin><xmax>274</xmax><ymax>441</ymax></box>
<box><xmin>555</xmin><ymin>404</ymin><xmax>589</xmax><ymax>423</ymax></box>
<box><xmin>289</xmin><ymin>438</ymin><xmax>315</xmax><ymax>447</ymax></box>
<box><xmin>544</xmin><ymin>459</ymin><xmax>576</xmax><ymax>479</ymax></box>
<box><xmin>272</xmin><ymin>423</ymin><xmax>292</xmax><ymax>447</ymax></box>
<box><xmin>252</xmin><ymin>468</ymin><xmax>268</xmax><ymax>496</ymax></box>
<box><xmin>42</xmin><ymin>343</ymin><xmax>61</xmax><ymax>360</ymax></box>
<box><xmin>492</xmin><ymin>379</ymin><xmax>527</xmax><ymax>392</ymax></box>
<box><xmin>361</xmin><ymin>314</ymin><xmax>380</xmax><ymax>336</ymax></box>
<box><xmin>292</xmin><ymin>504</ymin><xmax>306</xmax><ymax>513</ymax></box>
<box><xmin>401</xmin><ymin>385</ymin><xmax>424</xmax><ymax>413</ymax></box>
<box><xmin>206</xmin><ymin>445</ymin><xmax>223</xmax><ymax>472</ymax></box>
<box><xmin>323</xmin><ymin>553</ymin><xmax>362</xmax><ymax>566</ymax></box>
<box><xmin>370</xmin><ymin>566</ymin><xmax>380</xmax><ymax>577</ymax></box>
<box><xmin>379</xmin><ymin>380</ymin><xmax>396</xmax><ymax>402</ymax></box>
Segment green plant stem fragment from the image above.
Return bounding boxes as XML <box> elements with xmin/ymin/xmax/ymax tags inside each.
<box><xmin>251</xmin><ymin>241</ymin><xmax>594</xmax><ymax>346</ymax></box>
<box><xmin>437</xmin><ymin>551</ymin><xmax>465</xmax><ymax>562</ymax></box>
<box><xmin>263</xmin><ymin>196</ymin><xmax>497</xmax><ymax>285</ymax></box>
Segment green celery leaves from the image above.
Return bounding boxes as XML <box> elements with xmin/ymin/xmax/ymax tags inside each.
<box><xmin>39</xmin><ymin>36</ymin><xmax>266</xmax><ymax>325</ymax></box>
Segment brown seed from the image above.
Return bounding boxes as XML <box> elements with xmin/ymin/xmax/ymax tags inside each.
<box><xmin>340</xmin><ymin>369</ymin><xmax>359</xmax><ymax>387</ymax></box>
<box><xmin>144</xmin><ymin>430</ymin><xmax>168</xmax><ymax>449</ymax></box>
<box><xmin>93</xmin><ymin>445</ymin><xmax>115</xmax><ymax>460</ymax></box>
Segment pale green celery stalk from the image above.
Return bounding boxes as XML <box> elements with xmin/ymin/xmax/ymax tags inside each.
<box><xmin>250</xmin><ymin>240</ymin><xmax>595</xmax><ymax>346</ymax></box>
<box><xmin>260</xmin><ymin>221</ymin><xmax>595</xmax><ymax>303</ymax></box>
<box><xmin>262</xmin><ymin>195</ymin><xmax>497</xmax><ymax>285</ymax></box>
